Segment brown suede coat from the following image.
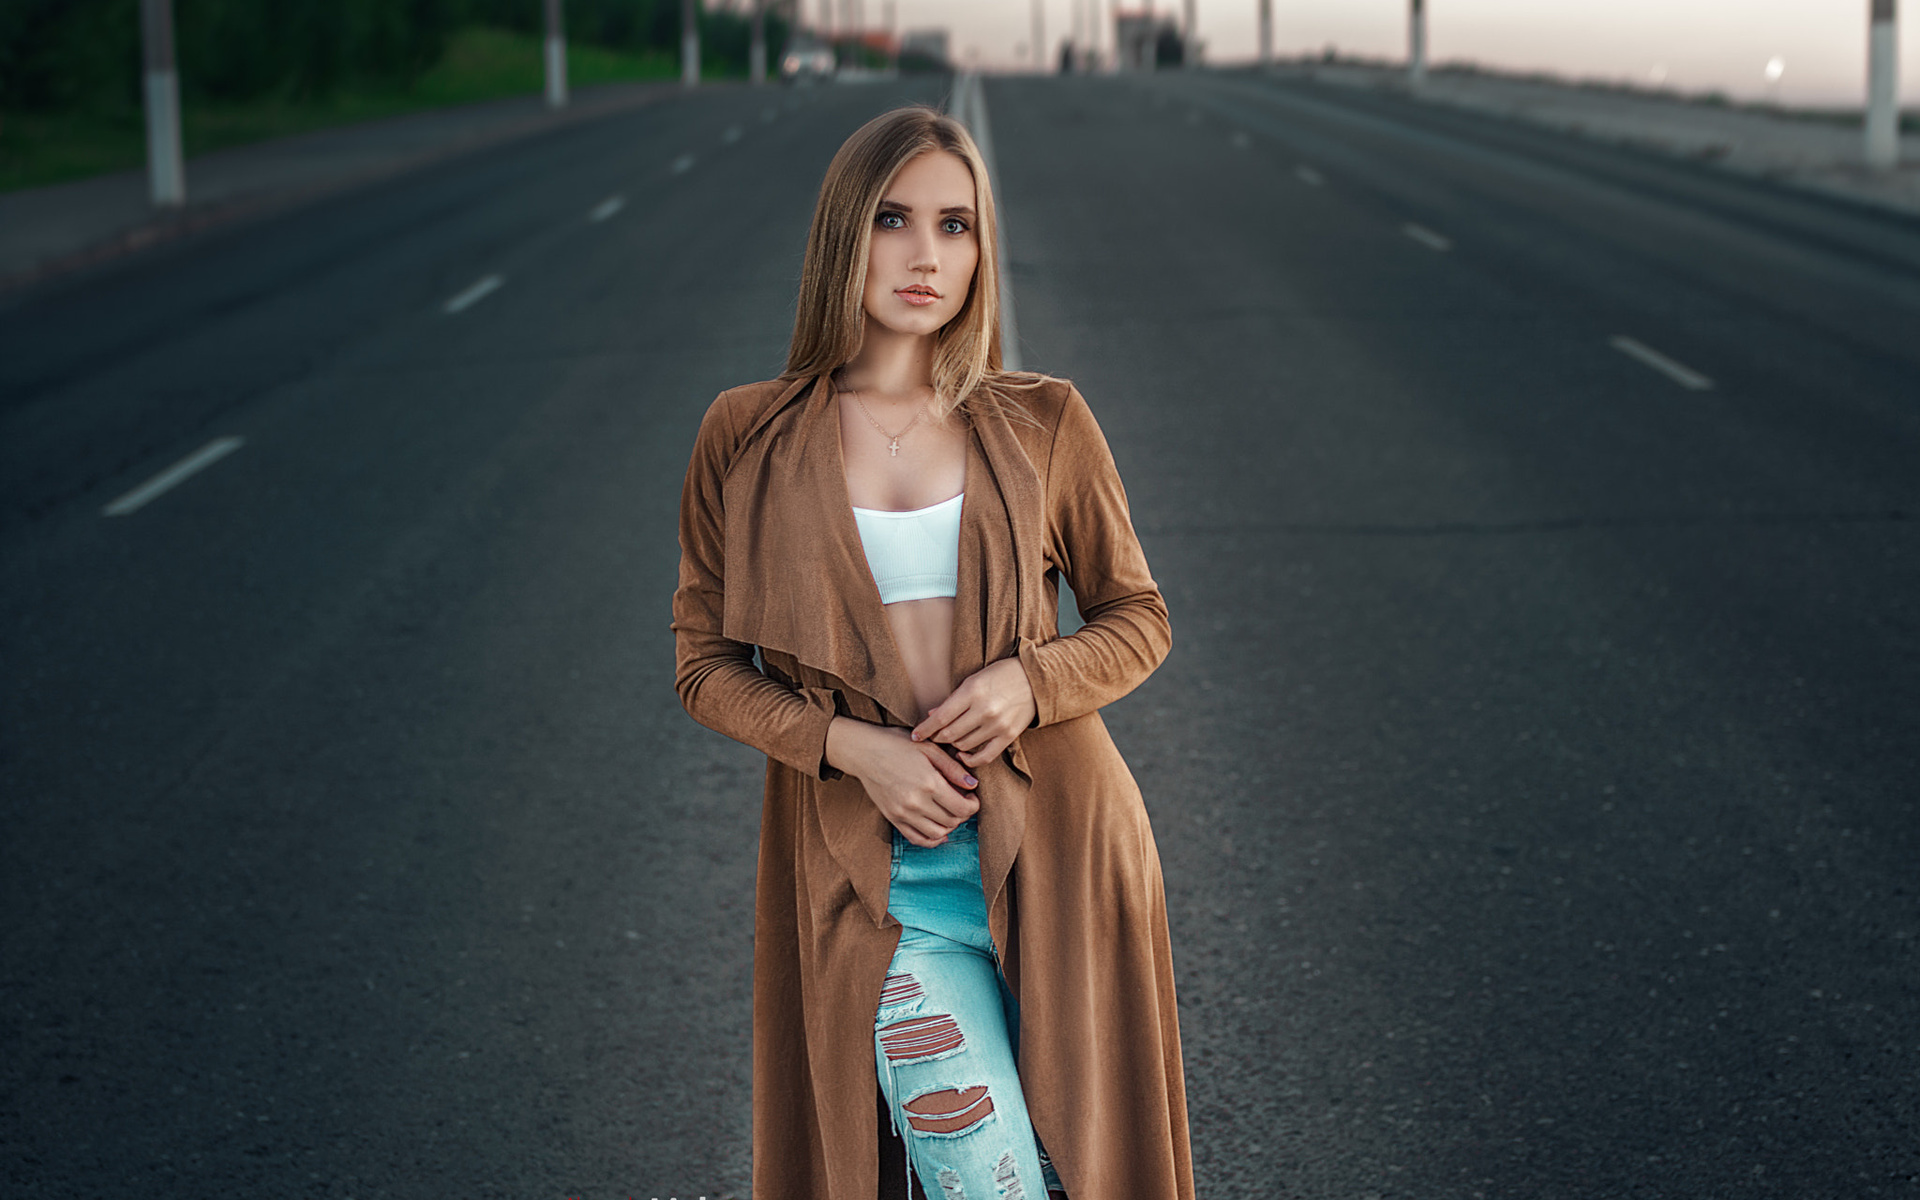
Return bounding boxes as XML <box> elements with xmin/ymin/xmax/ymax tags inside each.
<box><xmin>672</xmin><ymin>371</ymin><xmax>1194</xmax><ymax>1200</ymax></box>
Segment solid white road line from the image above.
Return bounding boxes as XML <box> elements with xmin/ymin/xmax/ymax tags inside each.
<box><xmin>1402</xmin><ymin>223</ymin><xmax>1453</xmax><ymax>252</ymax></box>
<box><xmin>956</xmin><ymin>72</ymin><xmax>1022</xmax><ymax>371</ymax></box>
<box><xmin>671</xmin><ymin>153</ymin><xmax>695</xmax><ymax>174</ymax></box>
<box><xmin>102</xmin><ymin>436</ymin><xmax>244</xmax><ymax>517</ymax></box>
<box><xmin>1610</xmin><ymin>335</ymin><xmax>1715</xmax><ymax>391</ymax></box>
<box><xmin>443</xmin><ymin>274</ymin><xmax>503</xmax><ymax>314</ymax></box>
<box><xmin>1295</xmin><ymin>165</ymin><xmax>1325</xmax><ymax>186</ymax></box>
<box><xmin>590</xmin><ymin>194</ymin><xmax>626</xmax><ymax>222</ymax></box>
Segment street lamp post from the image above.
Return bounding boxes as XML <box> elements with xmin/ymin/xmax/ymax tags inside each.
<box><xmin>1409</xmin><ymin>0</ymin><xmax>1427</xmax><ymax>86</ymax></box>
<box><xmin>683</xmin><ymin>0</ymin><xmax>701</xmax><ymax>85</ymax></box>
<box><xmin>1258</xmin><ymin>0</ymin><xmax>1272</xmax><ymax>67</ymax></box>
<box><xmin>139</xmin><ymin>0</ymin><xmax>185</xmax><ymax>207</ymax></box>
<box><xmin>544</xmin><ymin>0</ymin><xmax>568</xmax><ymax>108</ymax></box>
<box><xmin>1867</xmin><ymin>0</ymin><xmax>1901</xmax><ymax>167</ymax></box>
<box><xmin>750</xmin><ymin>0</ymin><xmax>767</xmax><ymax>84</ymax></box>
<box><xmin>1183</xmin><ymin>0</ymin><xmax>1197</xmax><ymax>66</ymax></box>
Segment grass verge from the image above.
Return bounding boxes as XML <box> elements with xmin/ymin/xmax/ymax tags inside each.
<box><xmin>0</xmin><ymin>27</ymin><xmax>696</xmax><ymax>195</ymax></box>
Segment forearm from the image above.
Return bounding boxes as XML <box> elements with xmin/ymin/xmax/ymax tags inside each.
<box><xmin>1016</xmin><ymin>589</ymin><xmax>1172</xmax><ymax>728</ymax></box>
<box><xmin>676</xmin><ymin>648</ymin><xmax>841</xmax><ymax>779</ymax></box>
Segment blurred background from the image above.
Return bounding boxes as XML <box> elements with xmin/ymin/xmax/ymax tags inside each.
<box><xmin>2</xmin><ymin>3</ymin><xmax>1917</xmax><ymax>1198</ymax></box>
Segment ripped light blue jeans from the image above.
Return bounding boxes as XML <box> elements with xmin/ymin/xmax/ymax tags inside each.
<box><xmin>876</xmin><ymin>816</ymin><xmax>1067</xmax><ymax>1199</ymax></box>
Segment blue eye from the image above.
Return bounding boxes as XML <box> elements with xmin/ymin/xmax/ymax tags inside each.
<box><xmin>877</xmin><ymin>211</ymin><xmax>904</xmax><ymax>229</ymax></box>
<box><xmin>942</xmin><ymin>217</ymin><xmax>970</xmax><ymax>235</ymax></box>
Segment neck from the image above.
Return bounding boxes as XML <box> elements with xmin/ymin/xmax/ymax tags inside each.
<box><xmin>838</xmin><ymin>317</ymin><xmax>937</xmax><ymax>401</ymax></box>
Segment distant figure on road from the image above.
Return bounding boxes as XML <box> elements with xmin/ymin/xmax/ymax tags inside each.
<box><xmin>672</xmin><ymin>104</ymin><xmax>1194</xmax><ymax>1199</ymax></box>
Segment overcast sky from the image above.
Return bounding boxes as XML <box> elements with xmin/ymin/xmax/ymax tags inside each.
<box><xmin>860</xmin><ymin>0</ymin><xmax>1918</xmax><ymax>106</ymax></box>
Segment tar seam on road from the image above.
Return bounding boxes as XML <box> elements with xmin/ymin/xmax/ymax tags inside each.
<box><xmin>443</xmin><ymin>274</ymin><xmax>504</xmax><ymax>314</ymax></box>
<box><xmin>953</xmin><ymin>72</ymin><xmax>1022</xmax><ymax>372</ymax></box>
<box><xmin>1610</xmin><ymin>335</ymin><xmax>1715</xmax><ymax>390</ymax></box>
<box><xmin>1136</xmin><ymin>509</ymin><xmax>1912</xmax><ymax>538</ymax></box>
<box><xmin>102</xmin><ymin>435</ymin><xmax>245</xmax><ymax>516</ymax></box>
<box><xmin>1403</xmin><ymin>222</ymin><xmax>1454</xmax><ymax>252</ymax></box>
<box><xmin>590</xmin><ymin>195</ymin><xmax>626</xmax><ymax>222</ymax></box>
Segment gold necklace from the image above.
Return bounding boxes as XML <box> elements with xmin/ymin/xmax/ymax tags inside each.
<box><xmin>842</xmin><ymin>385</ymin><xmax>928</xmax><ymax>457</ymax></box>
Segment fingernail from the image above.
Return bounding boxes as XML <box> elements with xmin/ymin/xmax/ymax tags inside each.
<box><xmin>910</xmin><ymin>732</ymin><xmax>921</xmax><ymax>741</ymax></box>
<box><xmin>963</xmin><ymin>775</ymin><xmax>977</xmax><ymax>787</ymax></box>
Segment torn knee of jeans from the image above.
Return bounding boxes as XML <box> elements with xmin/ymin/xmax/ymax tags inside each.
<box><xmin>993</xmin><ymin>1148</ymin><xmax>1028</xmax><ymax>1200</ymax></box>
<box><xmin>879</xmin><ymin>971</ymin><xmax>926</xmax><ymax>1014</ymax></box>
<box><xmin>903</xmin><ymin>1084</ymin><xmax>996</xmax><ymax>1135</ymax></box>
<box><xmin>879</xmin><ymin>1013</ymin><xmax>966</xmax><ymax>1065</ymax></box>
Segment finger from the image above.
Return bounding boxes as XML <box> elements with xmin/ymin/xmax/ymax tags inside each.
<box><xmin>913</xmin><ymin>709</ymin><xmax>966</xmax><ymax>746</ymax></box>
<box><xmin>902</xmin><ymin>820</ymin><xmax>945</xmax><ymax>848</ymax></box>
<box><xmin>933</xmin><ymin>709</ymin><xmax>991</xmax><ymax>753</ymax></box>
<box><xmin>922</xmin><ymin>746</ymin><xmax>978</xmax><ymax>792</ymax></box>
<box><xmin>899</xmin><ymin>804</ymin><xmax>951</xmax><ymax>846</ymax></box>
<box><xmin>958</xmin><ymin>735</ymin><xmax>1011</xmax><ymax>768</ymax></box>
<box><xmin>931</xmin><ymin>786</ymin><xmax>979</xmax><ymax>821</ymax></box>
<box><xmin>910</xmin><ymin>698</ymin><xmax>958</xmax><ymax>742</ymax></box>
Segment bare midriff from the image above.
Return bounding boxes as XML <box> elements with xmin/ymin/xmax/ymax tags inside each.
<box><xmin>885</xmin><ymin>597</ymin><xmax>956</xmax><ymax>723</ymax></box>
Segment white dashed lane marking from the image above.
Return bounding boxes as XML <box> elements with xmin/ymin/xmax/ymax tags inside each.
<box><xmin>1402</xmin><ymin>223</ymin><xmax>1454</xmax><ymax>252</ymax></box>
<box><xmin>1295</xmin><ymin>165</ymin><xmax>1325</xmax><ymax>186</ymax></box>
<box><xmin>589</xmin><ymin>195</ymin><xmax>626</xmax><ymax>222</ymax></box>
<box><xmin>1610</xmin><ymin>335</ymin><xmax>1715</xmax><ymax>390</ymax></box>
<box><xmin>102</xmin><ymin>436</ymin><xmax>245</xmax><ymax>516</ymax></box>
<box><xmin>671</xmin><ymin>153</ymin><xmax>695</xmax><ymax>174</ymax></box>
<box><xmin>443</xmin><ymin>274</ymin><xmax>503</xmax><ymax>314</ymax></box>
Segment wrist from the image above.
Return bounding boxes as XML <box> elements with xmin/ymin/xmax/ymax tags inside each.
<box><xmin>825</xmin><ymin>716</ymin><xmax>877</xmax><ymax>776</ymax></box>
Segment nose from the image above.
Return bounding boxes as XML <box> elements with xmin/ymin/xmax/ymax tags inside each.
<box><xmin>907</xmin><ymin>226</ymin><xmax>939</xmax><ymax>273</ymax></box>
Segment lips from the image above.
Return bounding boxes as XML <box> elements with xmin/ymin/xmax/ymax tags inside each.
<box><xmin>896</xmin><ymin>285</ymin><xmax>941</xmax><ymax>307</ymax></box>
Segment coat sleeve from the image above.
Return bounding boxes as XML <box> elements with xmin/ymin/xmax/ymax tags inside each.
<box><xmin>672</xmin><ymin>388</ymin><xmax>843</xmax><ymax>781</ymax></box>
<box><xmin>1016</xmin><ymin>383</ymin><xmax>1173</xmax><ymax>728</ymax></box>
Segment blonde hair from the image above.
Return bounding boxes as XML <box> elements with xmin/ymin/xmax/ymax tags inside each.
<box><xmin>782</xmin><ymin>104</ymin><xmax>1051</xmax><ymax>425</ymax></box>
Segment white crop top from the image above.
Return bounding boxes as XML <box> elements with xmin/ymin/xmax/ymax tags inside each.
<box><xmin>850</xmin><ymin>492</ymin><xmax>963</xmax><ymax>604</ymax></box>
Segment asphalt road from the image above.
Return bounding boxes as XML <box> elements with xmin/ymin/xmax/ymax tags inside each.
<box><xmin>3</xmin><ymin>70</ymin><xmax>1916</xmax><ymax>1198</ymax></box>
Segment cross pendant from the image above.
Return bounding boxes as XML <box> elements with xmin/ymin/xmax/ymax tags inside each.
<box><xmin>888</xmin><ymin>438</ymin><xmax>901</xmax><ymax>456</ymax></box>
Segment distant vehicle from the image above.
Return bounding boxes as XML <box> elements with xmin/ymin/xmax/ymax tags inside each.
<box><xmin>781</xmin><ymin>44</ymin><xmax>836</xmax><ymax>82</ymax></box>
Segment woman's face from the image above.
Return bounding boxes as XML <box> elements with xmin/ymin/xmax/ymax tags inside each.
<box><xmin>861</xmin><ymin>149</ymin><xmax>981</xmax><ymax>340</ymax></box>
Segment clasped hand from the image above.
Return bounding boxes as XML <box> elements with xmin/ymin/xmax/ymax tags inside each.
<box><xmin>825</xmin><ymin>658</ymin><xmax>1036</xmax><ymax>848</ymax></box>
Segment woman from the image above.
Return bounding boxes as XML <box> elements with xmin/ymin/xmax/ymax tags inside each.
<box><xmin>672</xmin><ymin>103</ymin><xmax>1194</xmax><ymax>1200</ymax></box>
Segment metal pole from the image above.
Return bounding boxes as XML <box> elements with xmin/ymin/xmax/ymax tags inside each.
<box><xmin>682</xmin><ymin>0</ymin><xmax>700</xmax><ymax>85</ymax></box>
<box><xmin>1183</xmin><ymin>0</ymin><xmax>1196</xmax><ymax>67</ymax></box>
<box><xmin>1258</xmin><ymin>0</ymin><xmax>1272</xmax><ymax>68</ymax></box>
<box><xmin>544</xmin><ymin>0</ymin><xmax>568</xmax><ymax>108</ymax></box>
<box><xmin>1409</xmin><ymin>0</ymin><xmax>1427</xmax><ymax>86</ymax></box>
<box><xmin>750</xmin><ymin>0</ymin><xmax>767</xmax><ymax>84</ymax></box>
<box><xmin>139</xmin><ymin>0</ymin><xmax>185</xmax><ymax>207</ymax></box>
<box><xmin>1867</xmin><ymin>0</ymin><xmax>1901</xmax><ymax>168</ymax></box>
<box><xmin>1033</xmin><ymin>0</ymin><xmax>1045</xmax><ymax>72</ymax></box>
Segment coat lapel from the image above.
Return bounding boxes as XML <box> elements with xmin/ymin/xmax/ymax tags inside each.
<box><xmin>721</xmin><ymin>373</ymin><xmax>922</xmax><ymax>728</ymax></box>
<box><xmin>960</xmin><ymin>400</ymin><xmax>1050</xmax><ymax>938</ymax></box>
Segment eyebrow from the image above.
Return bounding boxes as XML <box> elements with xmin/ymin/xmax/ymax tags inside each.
<box><xmin>878</xmin><ymin>199</ymin><xmax>977</xmax><ymax>216</ymax></box>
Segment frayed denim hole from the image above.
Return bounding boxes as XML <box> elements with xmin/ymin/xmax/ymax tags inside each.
<box><xmin>902</xmin><ymin>1083</ymin><xmax>997</xmax><ymax>1139</ymax></box>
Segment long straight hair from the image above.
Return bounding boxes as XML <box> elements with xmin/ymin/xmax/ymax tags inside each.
<box><xmin>782</xmin><ymin>103</ymin><xmax>1048</xmax><ymax>425</ymax></box>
